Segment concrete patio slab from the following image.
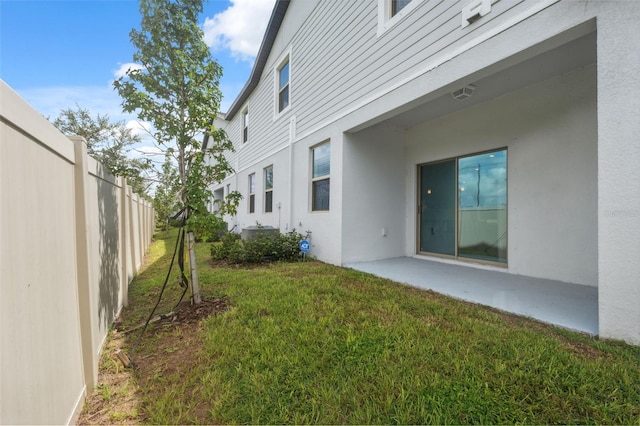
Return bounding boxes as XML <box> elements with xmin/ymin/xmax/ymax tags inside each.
<box><xmin>345</xmin><ymin>257</ymin><xmax>598</xmax><ymax>335</ymax></box>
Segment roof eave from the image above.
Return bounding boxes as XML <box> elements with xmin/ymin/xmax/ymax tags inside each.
<box><xmin>224</xmin><ymin>0</ymin><xmax>290</xmax><ymax>121</ymax></box>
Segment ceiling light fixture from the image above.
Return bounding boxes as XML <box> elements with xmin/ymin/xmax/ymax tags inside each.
<box><xmin>451</xmin><ymin>84</ymin><xmax>476</xmax><ymax>100</ymax></box>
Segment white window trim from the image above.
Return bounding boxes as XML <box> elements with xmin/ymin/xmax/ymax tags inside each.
<box><xmin>264</xmin><ymin>165</ymin><xmax>273</xmax><ymax>213</ymax></box>
<box><xmin>273</xmin><ymin>48</ymin><xmax>292</xmax><ymax>120</ymax></box>
<box><xmin>377</xmin><ymin>0</ymin><xmax>425</xmax><ymax>37</ymax></box>
<box><xmin>248</xmin><ymin>173</ymin><xmax>256</xmax><ymax>214</ymax></box>
<box><xmin>310</xmin><ymin>141</ymin><xmax>331</xmax><ymax>212</ymax></box>
<box><xmin>242</xmin><ymin>107</ymin><xmax>249</xmax><ymax>144</ymax></box>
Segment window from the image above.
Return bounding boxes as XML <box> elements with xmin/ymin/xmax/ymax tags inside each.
<box><xmin>391</xmin><ymin>0</ymin><xmax>412</xmax><ymax>16</ymax></box>
<box><xmin>242</xmin><ymin>108</ymin><xmax>249</xmax><ymax>143</ymax></box>
<box><xmin>311</xmin><ymin>142</ymin><xmax>330</xmax><ymax>211</ymax></box>
<box><xmin>264</xmin><ymin>166</ymin><xmax>273</xmax><ymax>213</ymax></box>
<box><xmin>248</xmin><ymin>173</ymin><xmax>256</xmax><ymax>213</ymax></box>
<box><xmin>277</xmin><ymin>57</ymin><xmax>290</xmax><ymax>112</ymax></box>
<box><xmin>378</xmin><ymin>0</ymin><xmax>423</xmax><ymax>35</ymax></box>
<box><xmin>212</xmin><ymin>188</ymin><xmax>224</xmax><ymax>213</ymax></box>
<box><xmin>419</xmin><ymin>149</ymin><xmax>507</xmax><ymax>264</ymax></box>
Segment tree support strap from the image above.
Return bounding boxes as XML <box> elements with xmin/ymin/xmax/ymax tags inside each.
<box><xmin>128</xmin><ymin>209</ymin><xmax>190</xmax><ymax>364</ymax></box>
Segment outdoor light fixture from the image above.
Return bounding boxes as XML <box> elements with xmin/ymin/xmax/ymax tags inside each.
<box><xmin>451</xmin><ymin>84</ymin><xmax>476</xmax><ymax>100</ymax></box>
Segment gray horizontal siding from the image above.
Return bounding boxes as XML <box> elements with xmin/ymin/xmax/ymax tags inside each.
<box><xmin>222</xmin><ymin>0</ymin><xmax>533</xmax><ymax>168</ymax></box>
<box><xmin>294</xmin><ymin>0</ymin><xmax>526</xmax><ymax>136</ymax></box>
<box><xmin>221</xmin><ymin>115</ymin><xmax>241</xmax><ymax>168</ymax></box>
<box><xmin>293</xmin><ymin>0</ymin><xmax>376</xmax><ymax>128</ymax></box>
<box><xmin>221</xmin><ymin>72</ymin><xmax>288</xmax><ymax>173</ymax></box>
<box><xmin>238</xmin><ymin>65</ymin><xmax>290</xmax><ymax>171</ymax></box>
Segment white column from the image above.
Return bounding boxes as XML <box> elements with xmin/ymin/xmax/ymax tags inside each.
<box><xmin>596</xmin><ymin>6</ymin><xmax>640</xmax><ymax>344</ymax></box>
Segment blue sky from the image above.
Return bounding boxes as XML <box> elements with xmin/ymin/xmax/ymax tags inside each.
<box><xmin>0</xmin><ymin>0</ymin><xmax>275</xmax><ymax>129</ymax></box>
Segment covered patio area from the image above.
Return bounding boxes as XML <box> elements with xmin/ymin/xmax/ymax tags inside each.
<box><xmin>345</xmin><ymin>257</ymin><xmax>598</xmax><ymax>335</ymax></box>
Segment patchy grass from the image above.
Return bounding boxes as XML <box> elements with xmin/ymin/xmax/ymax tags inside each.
<box><xmin>80</xmin><ymin>229</ymin><xmax>640</xmax><ymax>425</ymax></box>
<box><xmin>77</xmin><ymin>331</ymin><xmax>139</xmax><ymax>425</ymax></box>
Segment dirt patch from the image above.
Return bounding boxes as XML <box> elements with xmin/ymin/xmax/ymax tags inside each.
<box><xmin>77</xmin><ymin>333</ymin><xmax>140</xmax><ymax>425</ymax></box>
<box><xmin>78</xmin><ymin>297</ymin><xmax>231</xmax><ymax>425</ymax></box>
<box><xmin>209</xmin><ymin>258</ymin><xmax>271</xmax><ymax>269</ymax></box>
<box><xmin>155</xmin><ymin>296</ymin><xmax>231</xmax><ymax>327</ymax></box>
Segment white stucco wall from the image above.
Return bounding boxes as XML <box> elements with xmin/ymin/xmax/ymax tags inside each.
<box><xmin>230</xmin><ymin>146</ymin><xmax>290</xmax><ymax>232</ymax></box>
<box><xmin>342</xmin><ymin>124</ymin><xmax>407</xmax><ymax>263</ymax></box>
<box><xmin>405</xmin><ymin>64</ymin><xmax>598</xmax><ymax>286</ymax></box>
<box><xmin>290</xmin><ymin>129</ymin><xmax>344</xmax><ymax>265</ymax></box>
<box><xmin>596</xmin><ymin>6</ymin><xmax>640</xmax><ymax>344</ymax></box>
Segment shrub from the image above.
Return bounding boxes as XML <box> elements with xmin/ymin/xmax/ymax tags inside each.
<box><xmin>189</xmin><ymin>213</ymin><xmax>228</xmax><ymax>243</ymax></box>
<box><xmin>211</xmin><ymin>231</ymin><xmax>242</xmax><ymax>262</ymax></box>
<box><xmin>168</xmin><ymin>217</ymin><xmax>184</xmax><ymax>229</ymax></box>
<box><xmin>211</xmin><ymin>229</ymin><xmax>309</xmax><ymax>264</ymax></box>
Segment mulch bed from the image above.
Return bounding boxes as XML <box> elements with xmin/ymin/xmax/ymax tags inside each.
<box><xmin>161</xmin><ymin>296</ymin><xmax>231</xmax><ymax>326</ymax></box>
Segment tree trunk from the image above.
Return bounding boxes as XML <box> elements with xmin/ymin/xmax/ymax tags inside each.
<box><xmin>187</xmin><ymin>231</ymin><xmax>201</xmax><ymax>304</ymax></box>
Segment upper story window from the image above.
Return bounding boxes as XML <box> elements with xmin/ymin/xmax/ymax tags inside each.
<box><xmin>378</xmin><ymin>0</ymin><xmax>423</xmax><ymax>36</ymax></box>
<box><xmin>242</xmin><ymin>108</ymin><xmax>249</xmax><ymax>143</ymax></box>
<box><xmin>391</xmin><ymin>0</ymin><xmax>412</xmax><ymax>16</ymax></box>
<box><xmin>248</xmin><ymin>173</ymin><xmax>256</xmax><ymax>213</ymax></box>
<box><xmin>311</xmin><ymin>142</ymin><xmax>330</xmax><ymax>212</ymax></box>
<box><xmin>277</xmin><ymin>56</ymin><xmax>290</xmax><ymax>113</ymax></box>
<box><xmin>264</xmin><ymin>165</ymin><xmax>273</xmax><ymax>213</ymax></box>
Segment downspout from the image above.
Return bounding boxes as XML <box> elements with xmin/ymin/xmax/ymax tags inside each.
<box><xmin>288</xmin><ymin>116</ymin><xmax>296</xmax><ymax>231</ymax></box>
<box><xmin>235</xmin><ymin>157</ymin><xmax>240</xmax><ymax>231</ymax></box>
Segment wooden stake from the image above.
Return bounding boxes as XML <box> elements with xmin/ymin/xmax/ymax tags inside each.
<box><xmin>122</xmin><ymin>311</ymin><xmax>175</xmax><ymax>334</ymax></box>
<box><xmin>187</xmin><ymin>231</ymin><xmax>201</xmax><ymax>304</ymax></box>
<box><xmin>115</xmin><ymin>350</ymin><xmax>131</xmax><ymax>368</ymax></box>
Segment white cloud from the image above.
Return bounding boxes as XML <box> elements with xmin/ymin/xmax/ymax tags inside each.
<box><xmin>203</xmin><ymin>0</ymin><xmax>276</xmax><ymax>62</ymax></box>
<box><xmin>126</xmin><ymin>119</ymin><xmax>153</xmax><ymax>137</ymax></box>
<box><xmin>128</xmin><ymin>145</ymin><xmax>166</xmax><ymax>161</ymax></box>
<box><xmin>12</xmin><ymin>84</ymin><xmax>162</xmax><ymax>166</ymax></box>
<box><xmin>125</xmin><ymin>119</ymin><xmax>158</xmax><ymax>149</ymax></box>
<box><xmin>113</xmin><ymin>62</ymin><xmax>144</xmax><ymax>79</ymax></box>
<box><xmin>15</xmin><ymin>84</ymin><xmax>126</xmax><ymax>121</ymax></box>
<box><xmin>135</xmin><ymin>145</ymin><xmax>164</xmax><ymax>155</ymax></box>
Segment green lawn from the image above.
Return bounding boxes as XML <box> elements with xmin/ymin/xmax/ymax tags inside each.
<box><xmin>116</xmin><ymin>229</ymin><xmax>640</xmax><ymax>425</ymax></box>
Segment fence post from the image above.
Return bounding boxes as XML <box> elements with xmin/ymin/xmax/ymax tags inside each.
<box><xmin>137</xmin><ymin>196</ymin><xmax>143</xmax><ymax>268</ymax></box>
<box><xmin>120</xmin><ymin>178</ymin><xmax>129</xmax><ymax>307</ymax></box>
<box><xmin>143</xmin><ymin>200</ymin><xmax>149</xmax><ymax>250</ymax></box>
<box><xmin>128</xmin><ymin>186</ymin><xmax>137</xmax><ymax>277</ymax></box>
<box><xmin>70</xmin><ymin>136</ymin><xmax>97</xmax><ymax>392</ymax></box>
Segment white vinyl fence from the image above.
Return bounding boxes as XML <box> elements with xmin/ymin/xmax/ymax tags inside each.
<box><xmin>0</xmin><ymin>80</ymin><xmax>154</xmax><ymax>424</ymax></box>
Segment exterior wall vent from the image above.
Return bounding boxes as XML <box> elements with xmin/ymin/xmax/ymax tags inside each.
<box><xmin>461</xmin><ymin>0</ymin><xmax>491</xmax><ymax>28</ymax></box>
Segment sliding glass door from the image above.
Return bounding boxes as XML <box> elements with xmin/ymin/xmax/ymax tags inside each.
<box><xmin>419</xmin><ymin>160</ymin><xmax>456</xmax><ymax>255</ymax></box>
<box><xmin>419</xmin><ymin>149</ymin><xmax>507</xmax><ymax>264</ymax></box>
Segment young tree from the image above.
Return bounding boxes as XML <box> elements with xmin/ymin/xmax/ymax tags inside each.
<box><xmin>153</xmin><ymin>149</ymin><xmax>180</xmax><ymax>231</ymax></box>
<box><xmin>114</xmin><ymin>0</ymin><xmax>239</xmax><ymax>303</ymax></box>
<box><xmin>52</xmin><ymin>106</ymin><xmax>152</xmax><ymax>196</ymax></box>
